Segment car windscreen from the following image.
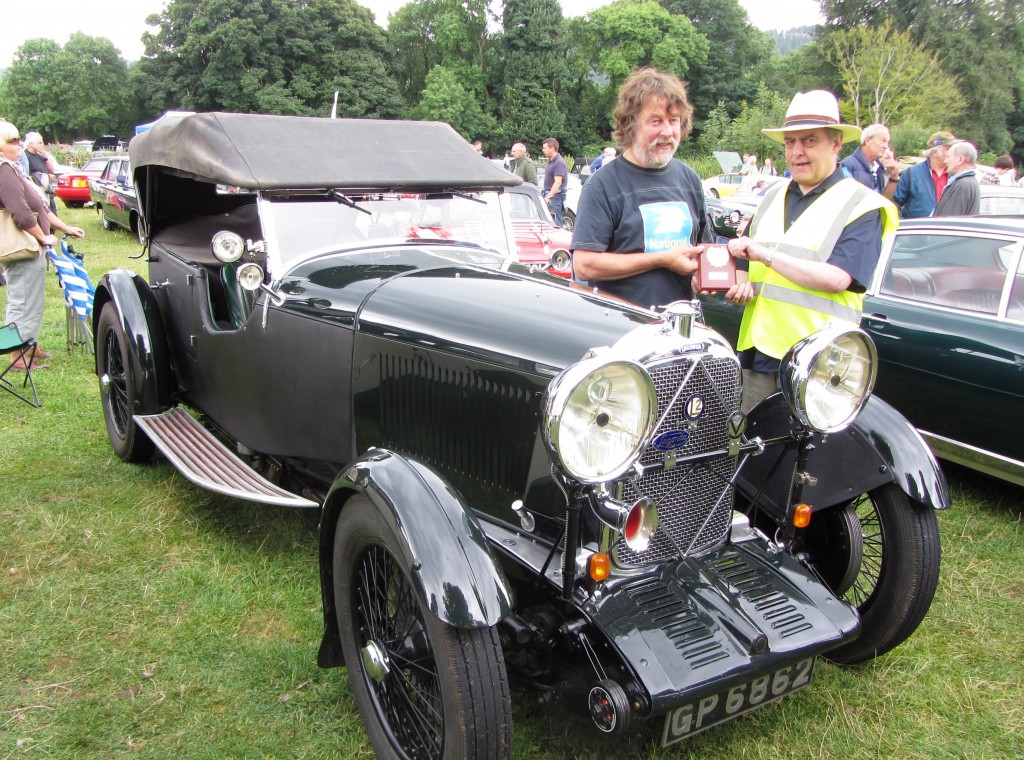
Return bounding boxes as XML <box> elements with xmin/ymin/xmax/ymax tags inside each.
<box><xmin>261</xmin><ymin>191</ymin><xmax>514</xmax><ymax>272</ymax></box>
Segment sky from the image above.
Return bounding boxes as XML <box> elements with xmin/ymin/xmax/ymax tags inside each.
<box><xmin>1</xmin><ymin>0</ymin><xmax>824</xmax><ymax>68</ymax></box>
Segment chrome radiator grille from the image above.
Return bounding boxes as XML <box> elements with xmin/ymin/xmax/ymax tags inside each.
<box><xmin>613</xmin><ymin>353</ymin><xmax>741</xmax><ymax>566</ymax></box>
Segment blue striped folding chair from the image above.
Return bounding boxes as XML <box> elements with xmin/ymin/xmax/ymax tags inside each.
<box><xmin>48</xmin><ymin>239</ymin><xmax>96</xmax><ymax>353</ymax></box>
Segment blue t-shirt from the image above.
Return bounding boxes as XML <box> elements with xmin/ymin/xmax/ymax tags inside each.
<box><xmin>570</xmin><ymin>156</ymin><xmax>710</xmax><ymax>309</ymax></box>
<box><xmin>544</xmin><ymin>154</ymin><xmax>568</xmax><ymax>198</ymax></box>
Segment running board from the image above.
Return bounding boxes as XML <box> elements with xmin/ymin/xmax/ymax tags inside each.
<box><xmin>135</xmin><ymin>407</ymin><xmax>318</xmax><ymax>508</ymax></box>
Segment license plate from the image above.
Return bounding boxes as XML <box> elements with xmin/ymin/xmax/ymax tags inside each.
<box><xmin>662</xmin><ymin>657</ymin><xmax>815</xmax><ymax>747</ymax></box>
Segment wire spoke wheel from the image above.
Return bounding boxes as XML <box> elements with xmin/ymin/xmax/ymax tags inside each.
<box><xmin>334</xmin><ymin>495</ymin><xmax>512</xmax><ymax>760</ymax></box>
<box><xmin>808</xmin><ymin>484</ymin><xmax>941</xmax><ymax>664</ymax></box>
<box><xmin>97</xmin><ymin>303</ymin><xmax>154</xmax><ymax>462</ymax></box>
<box><xmin>356</xmin><ymin>544</ymin><xmax>443</xmax><ymax>756</ymax></box>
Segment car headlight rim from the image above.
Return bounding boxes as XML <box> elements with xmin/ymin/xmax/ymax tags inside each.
<box><xmin>780</xmin><ymin>325</ymin><xmax>877</xmax><ymax>433</ymax></box>
<box><xmin>211</xmin><ymin>230</ymin><xmax>245</xmax><ymax>263</ymax></box>
<box><xmin>544</xmin><ymin>357</ymin><xmax>657</xmax><ymax>483</ymax></box>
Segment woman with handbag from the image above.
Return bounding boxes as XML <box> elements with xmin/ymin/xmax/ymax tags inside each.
<box><xmin>0</xmin><ymin>120</ymin><xmax>84</xmax><ymax>371</ymax></box>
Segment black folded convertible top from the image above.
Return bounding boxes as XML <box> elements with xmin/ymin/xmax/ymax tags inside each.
<box><xmin>129</xmin><ymin>112</ymin><xmax>520</xmax><ymax>191</ymax></box>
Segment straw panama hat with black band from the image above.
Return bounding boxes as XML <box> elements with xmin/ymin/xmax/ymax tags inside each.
<box><xmin>762</xmin><ymin>90</ymin><xmax>862</xmax><ymax>144</ymax></box>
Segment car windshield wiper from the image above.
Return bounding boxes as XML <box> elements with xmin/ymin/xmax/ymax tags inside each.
<box><xmin>328</xmin><ymin>189</ymin><xmax>372</xmax><ymax>215</ymax></box>
<box><xmin>439</xmin><ymin>190</ymin><xmax>487</xmax><ymax>205</ymax></box>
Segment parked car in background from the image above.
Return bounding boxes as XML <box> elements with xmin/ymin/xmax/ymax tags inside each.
<box><xmin>978</xmin><ymin>183</ymin><xmax>1024</xmax><ymax>216</ymax></box>
<box><xmin>705</xmin><ymin>194</ymin><xmax>759</xmax><ymax>239</ymax></box>
<box><xmin>537</xmin><ymin>165</ymin><xmax>582</xmax><ymax>231</ymax></box>
<box><xmin>90</xmin><ymin>156</ymin><xmax>144</xmax><ymax>243</ymax></box>
<box><xmin>93</xmin><ymin>112</ymin><xmax>947</xmax><ymax>759</ymax></box>
<box><xmin>54</xmin><ymin>156</ymin><xmax>110</xmax><ymax>208</ymax></box>
<box><xmin>863</xmin><ymin>216</ymin><xmax>1024</xmax><ymax>485</ymax></box>
<box><xmin>701</xmin><ymin>216</ymin><xmax>1024</xmax><ymax>487</ymax></box>
<box><xmin>506</xmin><ymin>183</ymin><xmax>573</xmax><ymax>277</ymax></box>
<box><xmin>91</xmin><ymin>134</ymin><xmax>127</xmax><ymax>153</ymax></box>
<box><xmin>702</xmin><ymin>172</ymin><xmax>745</xmax><ymax>198</ymax></box>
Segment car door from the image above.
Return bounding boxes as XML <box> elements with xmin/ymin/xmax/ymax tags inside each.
<box><xmin>107</xmin><ymin>158</ymin><xmax>134</xmax><ymax>229</ymax></box>
<box><xmin>862</xmin><ymin>227</ymin><xmax>1024</xmax><ymax>461</ymax></box>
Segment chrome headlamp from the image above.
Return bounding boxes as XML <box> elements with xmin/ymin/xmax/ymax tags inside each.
<box><xmin>549</xmin><ymin>248</ymin><xmax>572</xmax><ymax>273</ymax></box>
<box><xmin>780</xmin><ymin>326</ymin><xmax>877</xmax><ymax>433</ymax></box>
<box><xmin>211</xmin><ymin>231</ymin><xmax>245</xmax><ymax>263</ymax></box>
<box><xmin>543</xmin><ymin>356</ymin><xmax>657</xmax><ymax>483</ymax></box>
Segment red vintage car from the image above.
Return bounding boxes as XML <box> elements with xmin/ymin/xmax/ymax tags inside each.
<box><xmin>506</xmin><ymin>183</ymin><xmax>573</xmax><ymax>277</ymax></box>
<box><xmin>54</xmin><ymin>156</ymin><xmax>111</xmax><ymax>208</ymax></box>
<box><xmin>401</xmin><ymin>182</ymin><xmax>574</xmax><ymax>278</ymax></box>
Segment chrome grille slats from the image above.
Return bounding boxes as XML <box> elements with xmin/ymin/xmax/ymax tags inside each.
<box><xmin>613</xmin><ymin>352</ymin><xmax>740</xmax><ymax>566</ymax></box>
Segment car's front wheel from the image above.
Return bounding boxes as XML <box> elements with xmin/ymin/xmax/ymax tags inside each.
<box><xmin>99</xmin><ymin>206</ymin><xmax>115</xmax><ymax>231</ymax></box>
<box><xmin>562</xmin><ymin>209</ymin><xmax>576</xmax><ymax>231</ymax></box>
<box><xmin>333</xmin><ymin>495</ymin><xmax>512</xmax><ymax>760</ymax></box>
<box><xmin>97</xmin><ymin>303</ymin><xmax>154</xmax><ymax>463</ymax></box>
<box><xmin>806</xmin><ymin>484</ymin><xmax>941</xmax><ymax>664</ymax></box>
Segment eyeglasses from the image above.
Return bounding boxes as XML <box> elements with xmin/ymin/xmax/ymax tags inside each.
<box><xmin>5</xmin><ymin>137</ymin><xmax>21</xmax><ymax>145</ymax></box>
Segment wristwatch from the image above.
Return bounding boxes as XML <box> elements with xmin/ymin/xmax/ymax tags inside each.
<box><xmin>763</xmin><ymin>249</ymin><xmax>774</xmax><ymax>269</ymax></box>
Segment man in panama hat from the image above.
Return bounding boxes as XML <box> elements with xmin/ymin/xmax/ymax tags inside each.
<box><xmin>722</xmin><ymin>90</ymin><xmax>899</xmax><ymax>411</ymax></box>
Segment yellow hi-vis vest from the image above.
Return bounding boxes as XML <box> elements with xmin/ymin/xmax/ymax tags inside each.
<box><xmin>737</xmin><ymin>177</ymin><xmax>898</xmax><ymax>359</ymax></box>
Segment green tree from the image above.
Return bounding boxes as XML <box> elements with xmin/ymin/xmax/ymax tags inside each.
<box><xmin>0</xmin><ymin>35</ymin><xmax>134</xmax><ymax>141</ymax></box>
<box><xmin>694</xmin><ymin>84</ymin><xmax>787</xmax><ymax>167</ymax></box>
<box><xmin>387</xmin><ymin>0</ymin><xmax>493</xmax><ymax>108</ymax></box>
<box><xmin>495</xmin><ymin>0</ymin><xmax>568</xmax><ymax>153</ymax></box>
<box><xmin>659</xmin><ymin>0</ymin><xmax>777</xmax><ymax>130</ymax></box>
<box><xmin>409</xmin><ymin>65</ymin><xmax>495</xmax><ymax>141</ymax></box>
<box><xmin>133</xmin><ymin>0</ymin><xmax>403</xmax><ymax>119</ymax></box>
<box><xmin>578</xmin><ymin>0</ymin><xmax>710</xmax><ymax>90</ymax></box>
<box><xmin>825</xmin><ymin>20</ymin><xmax>963</xmax><ymax>128</ymax></box>
<box><xmin>820</xmin><ymin>0</ymin><xmax>1021</xmax><ymax>153</ymax></box>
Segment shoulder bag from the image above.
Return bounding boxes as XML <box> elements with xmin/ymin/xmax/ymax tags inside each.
<box><xmin>0</xmin><ymin>209</ymin><xmax>41</xmax><ymax>264</ymax></box>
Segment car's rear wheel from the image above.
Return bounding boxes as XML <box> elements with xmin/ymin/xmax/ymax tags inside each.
<box><xmin>97</xmin><ymin>303</ymin><xmax>154</xmax><ymax>463</ymax></box>
<box><xmin>562</xmin><ymin>209</ymin><xmax>576</xmax><ymax>231</ymax></box>
<box><xmin>709</xmin><ymin>188</ymin><xmax>720</xmax><ymax>198</ymax></box>
<box><xmin>333</xmin><ymin>496</ymin><xmax>512</xmax><ymax>760</ymax></box>
<box><xmin>807</xmin><ymin>484</ymin><xmax>941</xmax><ymax>664</ymax></box>
<box><xmin>99</xmin><ymin>206</ymin><xmax>115</xmax><ymax>231</ymax></box>
<box><xmin>132</xmin><ymin>213</ymin><xmax>146</xmax><ymax>245</ymax></box>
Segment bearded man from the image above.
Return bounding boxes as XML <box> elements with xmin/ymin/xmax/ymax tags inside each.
<box><xmin>570</xmin><ymin>67</ymin><xmax>712</xmax><ymax>308</ymax></box>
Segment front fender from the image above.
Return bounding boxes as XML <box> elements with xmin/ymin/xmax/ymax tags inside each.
<box><xmin>317</xmin><ymin>449</ymin><xmax>513</xmax><ymax>668</ymax></box>
<box><xmin>92</xmin><ymin>268</ymin><xmax>173</xmax><ymax>413</ymax></box>
<box><xmin>738</xmin><ymin>394</ymin><xmax>951</xmax><ymax>517</ymax></box>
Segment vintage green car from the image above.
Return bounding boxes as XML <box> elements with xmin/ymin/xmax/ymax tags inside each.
<box><xmin>93</xmin><ymin>113</ymin><xmax>948</xmax><ymax>758</ymax></box>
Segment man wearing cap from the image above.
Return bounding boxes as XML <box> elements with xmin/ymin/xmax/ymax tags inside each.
<box><xmin>571</xmin><ymin>67</ymin><xmax>711</xmax><ymax>308</ymax></box>
<box><xmin>886</xmin><ymin>131</ymin><xmax>956</xmax><ymax>218</ymax></box>
<box><xmin>934</xmin><ymin>140</ymin><xmax>980</xmax><ymax>216</ymax></box>
<box><xmin>723</xmin><ymin>90</ymin><xmax>898</xmax><ymax>411</ymax></box>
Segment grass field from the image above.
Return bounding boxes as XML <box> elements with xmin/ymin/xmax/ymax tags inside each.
<box><xmin>2</xmin><ymin>204</ymin><xmax>1023</xmax><ymax>759</ymax></box>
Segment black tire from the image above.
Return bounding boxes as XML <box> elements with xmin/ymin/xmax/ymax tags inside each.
<box><xmin>562</xmin><ymin>209</ymin><xmax>576</xmax><ymax>232</ymax></box>
<box><xmin>710</xmin><ymin>188</ymin><xmax>720</xmax><ymax>198</ymax></box>
<box><xmin>808</xmin><ymin>484</ymin><xmax>941</xmax><ymax>664</ymax></box>
<box><xmin>132</xmin><ymin>214</ymin><xmax>146</xmax><ymax>245</ymax></box>
<box><xmin>97</xmin><ymin>303</ymin><xmax>154</xmax><ymax>463</ymax></box>
<box><xmin>99</xmin><ymin>206</ymin><xmax>115</xmax><ymax>231</ymax></box>
<box><xmin>333</xmin><ymin>496</ymin><xmax>512</xmax><ymax>760</ymax></box>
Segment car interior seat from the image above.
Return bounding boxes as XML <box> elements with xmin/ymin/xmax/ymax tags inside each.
<box><xmin>220</xmin><ymin>263</ymin><xmax>257</xmax><ymax>329</ymax></box>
